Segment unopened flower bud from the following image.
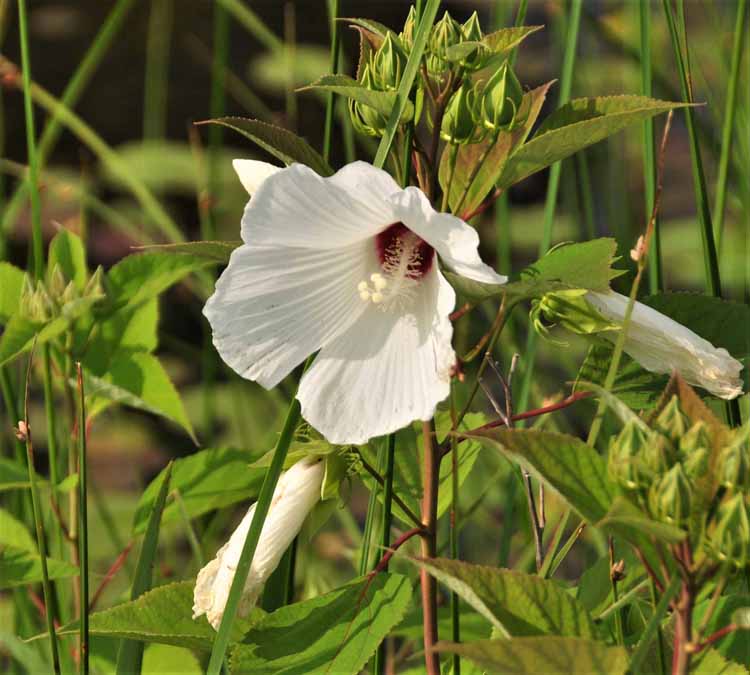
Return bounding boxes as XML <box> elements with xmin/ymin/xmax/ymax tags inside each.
<box><xmin>530</xmin><ymin>288</ymin><xmax>618</xmax><ymax>343</ymax></box>
<box><xmin>649</xmin><ymin>463</ymin><xmax>692</xmax><ymax>526</ymax></box>
<box><xmin>440</xmin><ymin>78</ymin><xmax>482</xmax><ymax>144</ymax></box>
<box><xmin>372</xmin><ymin>32</ymin><xmax>407</xmax><ymax>91</ymax></box>
<box><xmin>642</xmin><ymin>432</ymin><xmax>676</xmax><ymax>476</ymax></box>
<box><xmin>719</xmin><ymin>433</ymin><xmax>750</xmax><ymax>491</ymax></box>
<box><xmin>427</xmin><ymin>11</ymin><xmax>461</xmax><ymax>74</ymax></box>
<box><xmin>193</xmin><ymin>457</ymin><xmax>325</xmax><ymax>630</ymax></box>
<box><xmin>84</xmin><ymin>266</ymin><xmax>106</xmax><ymax>300</ymax></box>
<box><xmin>459</xmin><ymin>11</ymin><xmax>485</xmax><ymax>71</ymax></box>
<box><xmin>608</xmin><ymin>421</ymin><xmax>650</xmax><ymax>490</ymax></box>
<box><xmin>654</xmin><ymin>396</ymin><xmax>689</xmax><ymax>445</ymax></box>
<box><xmin>349</xmin><ymin>65</ymin><xmax>387</xmax><ymax>137</ymax></box>
<box><xmin>400</xmin><ymin>6</ymin><xmax>417</xmax><ymax>51</ymax></box>
<box><xmin>683</xmin><ymin>447</ymin><xmax>709</xmax><ymax>482</ymax></box>
<box><xmin>481</xmin><ymin>61</ymin><xmax>524</xmax><ymax>131</ymax></box>
<box><xmin>708</xmin><ymin>494</ymin><xmax>750</xmax><ymax>568</ymax></box>
<box><xmin>47</xmin><ymin>264</ymin><xmax>67</xmax><ymax>299</ymax></box>
<box><xmin>678</xmin><ymin>421</ymin><xmax>711</xmax><ymax>458</ymax></box>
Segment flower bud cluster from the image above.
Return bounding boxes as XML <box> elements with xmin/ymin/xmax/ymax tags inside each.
<box><xmin>607</xmin><ymin>396</ymin><xmax>750</xmax><ymax>568</ymax></box>
<box><xmin>20</xmin><ymin>265</ymin><xmax>104</xmax><ymax>323</ymax></box>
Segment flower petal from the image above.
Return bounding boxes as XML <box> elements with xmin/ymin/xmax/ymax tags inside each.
<box><xmin>242</xmin><ymin>163</ymin><xmax>397</xmax><ymax>249</ymax></box>
<box><xmin>297</xmin><ymin>266</ymin><xmax>456</xmax><ymax>444</ymax></box>
<box><xmin>232</xmin><ymin>159</ymin><xmax>282</xmax><ymax>195</ymax></box>
<box><xmin>193</xmin><ymin>458</ymin><xmax>324</xmax><ymax>630</ymax></box>
<box><xmin>388</xmin><ymin>186</ymin><xmax>507</xmax><ymax>285</ymax></box>
<box><xmin>586</xmin><ymin>291</ymin><xmax>744</xmax><ymax>400</ymax></box>
<box><xmin>204</xmin><ymin>240</ymin><xmax>374</xmax><ymax>388</ymax></box>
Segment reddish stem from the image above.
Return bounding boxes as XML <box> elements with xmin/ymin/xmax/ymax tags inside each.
<box><xmin>692</xmin><ymin>624</ymin><xmax>738</xmax><ymax>653</ymax></box>
<box><xmin>461</xmin><ymin>187</ymin><xmax>503</xmax><ymax>222</ymax></box>
<box><xmin>369</xmin><ymin>527</ymin><xmax>425</xmax><ymax>578</ymax></box>
<box><xmin>89</xmin><ymin>541</ymin><xmax>134</xmax><ymax>611</ymax></box>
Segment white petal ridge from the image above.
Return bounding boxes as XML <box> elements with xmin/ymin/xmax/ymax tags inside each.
<box><xmin>232</xmin><ymin>159</ymin><xmax>281</xmax><ymax>195</ymax></box>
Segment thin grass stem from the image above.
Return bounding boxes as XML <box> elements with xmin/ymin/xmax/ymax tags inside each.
<box><xmin>75</xmin><ymin>364</ymin><xmax>89</xmax><ymax>675</ymax></box>
<box><xmin>143</xmin><ymin>0</ymin><xmax>173</xmax><ymax>140</ymax></box>
<box><xmin>323</xmin><ymin>0</ymin><xmax>341</xmax><ymax>164</ymax></box>
<box><xmin>516</xmin><ymin>0</ymin><xmax>583</xmax><ymax>416</ymax></box>
<box><xmin>713</xmin><ymin>0</ymin><xmax>747</xmax><ymax>253</ymax></box>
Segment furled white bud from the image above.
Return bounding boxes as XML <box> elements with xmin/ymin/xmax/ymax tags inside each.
<box><xmin>193</xmin><ymin>457</ymin><xmax>325</xmax><ymax>630</ymax></box>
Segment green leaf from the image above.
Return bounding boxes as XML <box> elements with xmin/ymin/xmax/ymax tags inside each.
<box><xmin>0</xmin><ymin>314</ymin><xmax>70</xmax><ymax>368</ymax></box>
<box><xmin>409</xmin><ymin>557</ymin><xmax>597</xmax><ymax>639</ymax></box>
<box><xmin>341</xmin><ymin>17</ymin><xmax>390</xmax><ymax>39</ymax></box>
<box><xmin>106</xmin><ymin>252</ymin><xmax>211</xmax><ymax>311</ymax></box>
<box><xmin>132</xmin><ymin>447</ymin><xmax>266</xmax><ymax>534</ymax></box>
<box><xmin>0</xmin><ymin>457</ymin><xmax>42</xmax><ymax>491</ymax></box>
<box><xmin>576</xmin><ymin>293</ymin><xmax>750</xmax><ymax>409</ymax></box>
<box><xmin>251</xmin><ymin>45</ymin><xmax>334</xmax><ymax>92</ymax></box>
<box><xmin>446</xmin><ymin>238</ymin><xmax>621</xmax><ymax>303</ymax></box>
<box><xmin>56</xmin><ymin>581</ymin><xmax>255</xmax><ymax>650</ymax></box>
<box><xmin>0</xmin><ymin>631</ymin><xmax>51</xmax><ymax>673</ymax></box>
<box><xmin>0</xmin><ymin>547</ymin><xmax>78</xmax><ymax>589</ymax></box>
<box><xmin>302</xmin><ymin>75</ymin><xmax>414</xmax><ymax>122</ymax></box>
<box><xmin>597</xmin><ymin>496</ymin><xmax>686</xmax><ymax>545</ymax></box>
<box><xmin>142</xmin><ymin>643</ymin><xmax>202</xmax><ymax>675</ymax></box>
<box><xmin>481</xmin><ymin>25</ymin><xmax>544</xmax><ymax>55</ymax></box>
<box><xmin>81</xmin><ymin>298</ymin><xmax>159</xmax><ymax>375</ymax></box>
<box><xmin>439</xmin><ymin>81</ymin><xmax>552</xmax><ymax>215</ymax></box>
<box><xmin>498</xmin><ymin>96</ymin><xmax>688</xmax><ymax>189</ymax></box>
<box><xmin>198</xmin><ymin>118</ymin><xmax>333</xmax><ymax>177</ymax></box>
<box><xmin>135</xmin><ymin>241</ymin><xmax>241</xmax><ymax>265</ymax></box>
<box><xmin>467</xmin><ymin>427</ymin><xmax>616</xmax><ymax>522</ymax></box>
<box><xmin>0</xmin><ymin>262</ymin><xmax>25</xmax><ymax>322</ymax></box>
<box><xmin>48</xmin><ymin>228</ymin><xmax>87</xmax><ymax>289</ymax></box>
<box><xmin>82</xmin><ymin>352</ymin><xmax>195</xmax><ymax>441</ymax></box>
<box><xmin>0</xmin><ymin>507</ymin><xmax>36</xmax><ymax>551</ymax></box>
<box><xmin>694</xmin><ymin>595</ymin><xmax>750</xmax><ymax>666</ymax></box>
<box><xmin>117</xmin><ymin>462</ymin><xmax>173</xmax><ymax>674</ymax></box>
<box><xmin>229</xmin><ymin>573</ymin><xmax>412</xmax><ymax>675</ymax></box>
<box><xmin>434</xmin><ymin>637</ymin><xmax>628</xmax><ymax>674</ymax></box>
<box><xmin>693</xmin><ymin>648</ymin><xmax>749</xmax><ymax>675</ymax></box>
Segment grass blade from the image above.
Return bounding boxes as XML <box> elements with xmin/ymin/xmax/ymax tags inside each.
<box><xmin>322</xmin><ymin>0</ymin><xmax>341</xmax><ymax>164</ymax></box>
<box><xmin>713</xmin><ymin>0</ymin><xmax>747</xmax><ymax>252</ymax></box>
<box><xmin>628</xmin><ymin>575</ymin><xmax>680</xmax><ymax>674</ymax></box>
<box><xmin>115</xmin><ymin>461</ymin><xmax>173</xmax><ymax>675</ymax></box>
<box><xmin>143</xmin><ymin>0</ymin><xmax>173</xmax><ymax>140</ymax></box>
<box><xmin>75</xmin><ymin>364</ymin><xmax>89</xmax><ymax>675</ymax></box>
<box><xmin>515</xmin><ymin>0</ymin><xmax>583</xmax><ymax>416</ymax></box>
<box><xmin>639</xmin><ymin>0</ymin><xmax>662</xmax><ymax>294</ymax></box>
<box><xmin>372</xmin><ymin>0</ymin><xmax>441</xmax><ymax>170</ymax></box>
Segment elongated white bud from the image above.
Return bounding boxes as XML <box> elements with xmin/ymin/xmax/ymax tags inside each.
<box><xmin>585</xmin><ymin>291</ymin><xmax>744</xmax><ymax>400</ymax></box>
<box><xmin>193</xmin><ymin>457</ymin><xmax>325</xmax><ymax>630</ymax></box>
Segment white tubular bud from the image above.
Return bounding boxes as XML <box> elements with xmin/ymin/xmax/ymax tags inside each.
<box><xmin>585</xmin><ymin>290</ymin><xmax>744</xmax><ymax>400</ymax></box>
<box><xmin>193</xmin><ymin>457</ymin><xmax>325</xmax><ymax>630</ymax></box>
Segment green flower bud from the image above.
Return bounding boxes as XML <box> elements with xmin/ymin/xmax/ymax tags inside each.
<box><xmin>683</xmin><ymin>447</ymin><xmax>709</xmax><ymax>482</ymax></box>
<box><xmin>608</xmin><ymin>421</ymin><xmax>650</xmax><ymax>490</ymax></box>
<box><xmin>678</xmin><ymin>421</ymin><xmax>711</xmax><ymax>458</ymax></box>
<box><xmin>372</xmin><ymin>32</ymin><xmax>407</xmax><ymax>91</ymax></box>
<box><xmin>648</xmin><ymin>463</ymin><xmax>692</xmax><ymax>526</ymax></box>
<box><xmin>349</xmin><ymin>65</ymin><xmax>387</xmax><ymax>137</ymax></box>
<box><xmin>530</xmin><ymin>288</ymin><xmax>619</xmax><ymax>344</ymax></box>
<box><xmin>440</xmin><ymin>79</ymin><xmax>482</xmax><ymax>144</ymax></box>
<box><xmin>400</xmin><ymin>6</ymin><xmax>417</xmax><ymax>51</ymax></box>
<box><xmin>642</xmin><ymin>432</ymin><xmax>676</xmax><ymax>476</ymax></box>
<box><xmin>459</xmin><ymin>11</ymin><xmax>485</xmax><ymax>71</ymax></box>
<box><xmin>47</xmin><ymin>264</ymin><xmax>69</xmax><ymax>300</ymax></box>
<box><xmin>654</xmin><ymin>396</ymin><xmax>689</xmax><ymax>445</ymax></box>
<box><xmin>708</xmin><ymin>494</ymin><xmax>750</xmax><ymax>567</ymax></box>
<box><xmin>718</xmin><ymin>433</ymin><xmax>750</xmax><ymax>491</ymax></box>
<box><xmin>84</xmin><ymin>266</ymin><xmax>106</xmax><ymax>300</ymax></box>
<box><xmin>481</xmin><ymin>62</ymin><xmax>524</xmax><ymax>131</ymax></box>
<box><xmin>427</xmin><ymin>11</ymin><xmax>461</xmax><ymax>74</ymax></box>
<box><xmin>60</xmin><ymin>281</ymin><xmax>80</xmax><ymax>306</ymax></box>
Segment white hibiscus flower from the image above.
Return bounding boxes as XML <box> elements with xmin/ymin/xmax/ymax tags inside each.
<box><xmin>193</xmin><ymin>457</ymin><xmax>324</xmax><ymax>630</ymax></box>
<box><xmin>204</xmin><ymin>160</ymin><xmax>505</xmax><ymax>444</ymax></box>
<box><xmin>585</xmin><ymin>290</ymin><xmax>744</xmax><ymax>400</ymax></box>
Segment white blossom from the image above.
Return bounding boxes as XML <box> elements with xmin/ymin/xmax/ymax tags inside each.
<box><xmin>204</xmin><ymin>160</ymin><xmax>505</xmax><ymax>444</ymax></box>
<box><xmin>585</xmin><ymin>290</ymin><xmax>744</xmax><ymax>399</ymax></box>
<box><xmin>192</xmin><ymin>457</ymin><xmax>325</xmax><ymax>630</ymax></box>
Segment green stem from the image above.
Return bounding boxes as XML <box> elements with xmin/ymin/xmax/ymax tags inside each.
<box><xmin>17</xmin><ymin>0</ymin><xmax>43</xmax><ymax>279</ymax></box>
<box><xmin>216</xmin><ymin>0</ymin><xmax>283</xmax><ymax>53</ymax></box>
<box><xmin>206</xmin><ymin>391</ymin><xmax>305</xmax><ymax>675</ymax></box>
<box><xmin>374</xmin><ymin>433</ymin><xmax>396</xmax><ymax>675</ymax></box>
<box><xmin>649</xmin><ymin>578</ymin><xmax>668</xmax><ymax>675</ymax></box>
<box><xmin>713</xmin><ymin>0</ymin><xmax>747</xmax><ymax>253</ymax></box>
<box><xmin>639</xmin><ymin>0</ymin><xmax>661</xmax><ymax>293</ymax></box>
<box><xmin>322</xmin><ymin>0</ymin><xmax>341</xmax><ymax>164</ymax></box>
<box><xmin>143</xmin><ymin>0</ymin><xmax>173</xmax><ymax>140</ymax></box>
<box><xmin>22</xmin><ymin>355</ymin><xmax>61</xmax><ymax>674</ymax></box>
<box><xmin>449</xmin><ymin>388</ymin><xmax>461</xmax><ymax>675</ymax></box>
<box><xmin>76</xmin><ymin>365</ymin><xmax>89</xmax><ymax>675</ymax></box>
<box><xmin>359</xmin><ymin>443</ymin><xmax>386</xmax><ymax>575</ymax></box>
<box><xmin>516</xmin><ymin>0</ymin><xmax>582</xmax><ymax>417</ymax></box>
<box><xmin>1</xmin><ymin>0</ymin><xmax>136</xmax><ymax>238</ymax></box>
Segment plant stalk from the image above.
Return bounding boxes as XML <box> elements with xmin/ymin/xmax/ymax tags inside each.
<box><xmin>75</xmin><ymin>364</ymin><xmax>89</xmax><ymax>675</ymax></box>
<box><xmin>420</xmin><ymin>420</ymin><xmax>440</xmax><ymax>675</ymax></box>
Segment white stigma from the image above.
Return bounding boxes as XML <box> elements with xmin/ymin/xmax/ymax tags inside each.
<box><xmin>358</xmin><ymin>232</ymin><xmax>426</xmax><ymax>312</ymax></box>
